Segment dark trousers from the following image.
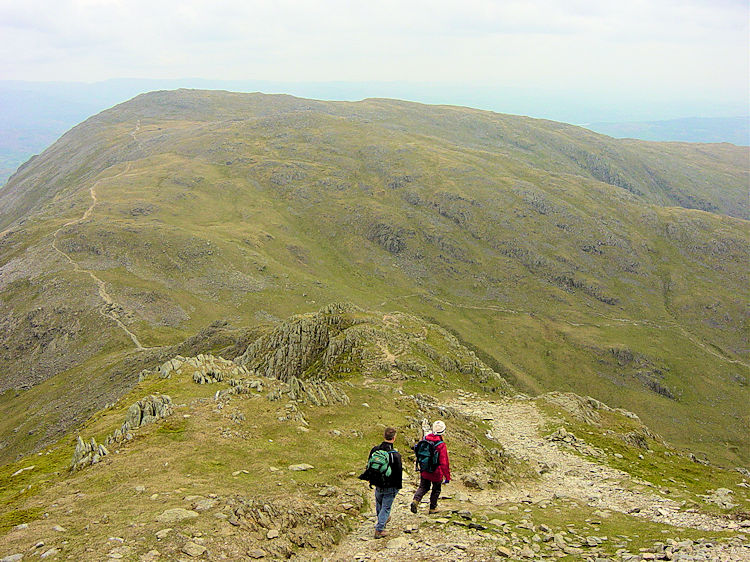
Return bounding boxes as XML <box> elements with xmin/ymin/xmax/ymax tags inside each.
<box><xmin>412</xmin><ymin>476</ymin><xmax>441</xmax><ymax>509</ymax></box>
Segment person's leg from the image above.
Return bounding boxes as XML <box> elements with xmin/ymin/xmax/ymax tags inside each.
<box><xmin>375</xmin><ymin>488</ymin><xmax>383</xmax><ymax>522</ymax></box>
<box><xmin>376</xmin><ymin>488</ymin><xmax>397</xmax><ymax>531</ymax></box>
<box><xmin>412</xmin><ymin>477</ymin><xmax>431</xmax><ymax>502</ymax></box>
<box><xmin>429</xmin><ymin>481</ymin><xmax>442</xmax><ymax>511</ymax></box>
<box><xmin>411</xmin><ymin>477</ymin><xmax>431</xmax><ymax>512</ymax></box>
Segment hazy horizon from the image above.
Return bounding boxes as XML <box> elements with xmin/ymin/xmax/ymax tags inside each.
<box><xmin>2</xmin><ymin>77</ymin><xmax>748</xmax><ymax>125</ymax></box>
<box><xmin>2</xmin><ymin>1</ymin><xmax>747</xmax><ymax>121</ymax></box>
<box><xmin>2</xmin><ymin>1</ymin><xmax>748</xmax><ymax>183</ymax></box>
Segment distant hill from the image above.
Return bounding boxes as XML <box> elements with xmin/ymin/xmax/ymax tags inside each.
<box><xmin>3</xmin><ymin>80</ymin><xmax>748</xmax><ymax>185</ymax></box>
<box><xmin>0</xmin><ymin>90</ymin><xmax>747</xmax><ymax>468</ymax></box>
<box><xmin>587</xmin><ymin>117</ymin><xmax>750</xmax><ymax>146</ymax></box>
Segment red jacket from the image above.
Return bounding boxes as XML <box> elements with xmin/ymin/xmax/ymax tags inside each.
<box><xmin>421</xmin><ymin>433</ymin><xmax>451</xmax><ymax>483</ymax></box>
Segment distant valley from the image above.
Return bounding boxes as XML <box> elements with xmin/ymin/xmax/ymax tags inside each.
<box><xmin>587</xmin><ymin>116</ymin><xmax>749</xmax><ymax>146</ymax></box>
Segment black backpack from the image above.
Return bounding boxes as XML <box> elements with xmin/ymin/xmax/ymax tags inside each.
<box><xmin>413</xmin><ymin>438</ymin><xmax>441</xmax><ymax>472</ymax></box>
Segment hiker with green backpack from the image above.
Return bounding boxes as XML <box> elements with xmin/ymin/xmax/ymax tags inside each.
<box><xmin>358</xmin><ymin>427</ymin><xmax>403</xmax><ymax>538</ymax></box>
<box><xmin>410</xmin><ymin>420</ymin><xmax>451</xmax><ymax>514</ymax></box>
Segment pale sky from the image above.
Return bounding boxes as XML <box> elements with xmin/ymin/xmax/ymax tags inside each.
<box><xmin>1</xmin><ymin>0</ymin><xmax>748</xmax><ymax>119</ymax></box>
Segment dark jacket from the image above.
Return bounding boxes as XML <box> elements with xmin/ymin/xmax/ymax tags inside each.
<box><xmin>420</xmin><ymin>433</ymin><xmax>450</xmax><ymax>483</ymax></box>
<box><xmin>366</xmin><ymin>441</ymin><xmax>403</xmax><ymax>489</ymax></box>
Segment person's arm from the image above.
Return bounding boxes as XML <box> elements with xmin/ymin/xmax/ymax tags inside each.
<box><xmin>439</xmin><ymin>442</ymin><xmax>451</xmax><ymax>482</ymax></box>
<box><xmin>393</xmin><ymin>451</ymin><xmax>403</xmax><ymax>476</ymax></box>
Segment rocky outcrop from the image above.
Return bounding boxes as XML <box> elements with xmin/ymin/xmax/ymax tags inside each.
<box><xmin>546</xmin><ymin>426</ymin><xmax>604</xmax><ymax>458</ymax></box>
<box><xmin>216</xmin><ymin>377</ymin><xmax>265</xmax><ymax>398</ymax></box>
<box><xmin>268</xmin><ymin>375</ymin><xmax>350</xmax><ymax>406</ymax></box>
<box><xmin>236</xmin><ymin>303</ymin><xmax>363</xmax><ymax>382</ymax></box>
<box><xmin>224</xmin><ymin>494</ymin><xmax>357</xmax><ymax>556</ymax></box>
<box><xmin>236</xmin><ymin>304</ymin><xmax>510</xmax><ymax>401</ymax></box>
<box><xmin>146</xmin><ymin>353</ymin><xmax>251</xmax><ymax>382</ymax></box>
<box><xmin>71</xmin><ymin>394</ymin><xmax>172</xmax><ymax>470</ymax></box>
<box><xmin>543</xmin><ymin>391</ymin><xmax>643</xmax><ymax>425</ymax></box>
<box><xmin>70</xmin><ymin>436</ymin><xmax>110</xmax><ymax>471</ymax></box>
<box><xmin>367</xmin><ymin>222</ymin><xmax>407</xmax><ymax>253</ymax></box>
<box><xmin>122</xmin><ymin>395</ymin><xmax>173</xmax><ymax>433</ymax></box>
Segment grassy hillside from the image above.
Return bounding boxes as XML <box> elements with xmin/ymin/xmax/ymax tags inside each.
<box><xmin>0</xmin><ymin>90</ymin><xmax>747</xmax><ymax>467</ymax></box>
<box><xmin>0</xmin><ymin>307</ymin><xmax>747</xmax><ymax>561</ymax></box>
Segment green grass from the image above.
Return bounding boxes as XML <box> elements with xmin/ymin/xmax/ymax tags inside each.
<box><xmin>0</xmin><ymin>89</ymin><xmax>747</xmax><ymax>470</ymax></box>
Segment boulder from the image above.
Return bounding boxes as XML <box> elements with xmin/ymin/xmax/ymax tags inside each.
<box><xmin>182</xmin><ymin>542</ymin><xmax>206</xmax><ymax>557</ymax></box>
<box><xmin>155</xmin><ymin>508</ymin><xmax>199</xmax><ymax>524</ymax></box>
<box><xmin>155</xmin><ymin>528</ymin><xmax>172</xmax><ymax>539</ymax></box>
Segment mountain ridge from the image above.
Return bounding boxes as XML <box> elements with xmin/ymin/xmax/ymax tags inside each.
<box><xmin>0</xmin><ymin>89</ymin><xmax>747</xmax><ymax>468</ymax></box>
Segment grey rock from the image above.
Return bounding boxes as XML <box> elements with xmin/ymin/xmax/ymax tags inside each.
<box><xmin>140</xmin><ymin>550</ymin><xmax>160</xmax><ymax>562</ymax></box>
<box><xmin>155</xmin><ymin>528</ymin><xmax>172</xmax><ymax>540</ymax></box>
<box><xmin>72</xmin><ymin>394</ymin><xmax>172</xmax><ymax>471</ymax></box>
<box><xmin>155</xmin><ymin>508</ymin><xmax>199</xmax><ymax>524</ymax></box>
<box><xmin>288</xmin><ymin>463</ymin><xmax>314</xmax><ymax>471</ymax></box>
<box><xmin>193</xmin><ymin>498</ymin><xmax>217</xmax><ymax>511</ymax></box>
<box><xmin>496</xmin><ymin>546</ymin><xmax>512</xmax><ymax>557</ymax></box>
<box><xmin>1</xmin><ymin>555</ymin><xmax>23</xmax><ymax>562</ymax></box>
<box><xmin>554</xmin><ymin>533</ymin><xmax>567</xmax><ymax>548</ymax></box>
<box><xmin>182</xmin><ymin>542</ymin><xmax>206</xmax><ymax>557</ymax></box>
<box><xmin>386</xmin><ymin>537</ymin><xmax>410</xmax><ymax>549</ymax></box>
<box><xmin>247</xmin><ymin>550</ymin><xmax>266</xmax><ymax>559</ymax></box>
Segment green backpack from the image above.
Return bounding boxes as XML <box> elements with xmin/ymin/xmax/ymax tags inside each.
<box><xmin>367</xmin><ymin>449</ymin><xmax>394</xmax><ymax>478</ymax></box>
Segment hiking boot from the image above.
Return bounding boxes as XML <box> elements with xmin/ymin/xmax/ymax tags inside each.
<box><xmin>410</xmin><ymin>501</ymin><xmax>418</xmax><ymax>514</ymax></box>
<box><xmin>428</xmin><ymin>507</ymin><xmax>440</xmax><ymax>515</ymax></box>
<box><xmin>374</xmin><ymin>530</ymin><xmax>388</xmax><ymax>539</ymax></box>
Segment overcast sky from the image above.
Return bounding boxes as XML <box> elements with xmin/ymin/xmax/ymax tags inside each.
<box><xmin>1</xmin><ymin>0</ymin><xmax>748</xmax><ymax>120</ymax></box>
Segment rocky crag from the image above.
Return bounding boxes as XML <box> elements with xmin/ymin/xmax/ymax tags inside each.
<box><xmin>71</xmin><ymin>394</ymin><xmax>173</xmax><ymax>470</ymax></box>
<box><xmin>237</xmin><ymin>303</ymin><xmax>510</xmax><ymax>394</ymax></box>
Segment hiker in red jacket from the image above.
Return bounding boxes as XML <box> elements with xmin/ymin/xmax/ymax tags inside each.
<box><xmin>410</xmin><ymin>420</ymin><xmax>451</xmax><ymax>514</ymax></box>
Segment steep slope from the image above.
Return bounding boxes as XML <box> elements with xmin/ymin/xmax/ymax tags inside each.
<box><xmin>0</xmin><ymin>307</ymin><xmax>748</xmax><ymax>561</ymax></box>
<box><xmin>0</xmin><ymin>90</ymin><xmax>747</xmax><ymax>467</ymax></box>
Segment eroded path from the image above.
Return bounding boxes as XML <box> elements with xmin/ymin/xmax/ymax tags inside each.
<box><xmin>49</xmin><ymin>123</ymin><xmax>156</xmax><ymax>351</ymax></box>
<box><xmin>325</xmin><ymin>394</ymin><xmax>740</xmax><ymax>561</ymax></box>
<box><xmin>449</xmin><ymin>396</ymin><xmax>733</xmax><ymax>532</ymax></box>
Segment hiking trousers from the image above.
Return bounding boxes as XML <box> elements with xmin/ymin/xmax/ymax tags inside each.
<box><xmin>374</xmin><ymin>486</ymin><xmax>399</xmax><ymax>531</ymax></box>
<box><xmin>412</xmin><ymin>477</ymin><xmax>441</xmax><ymax>509</ymax></box>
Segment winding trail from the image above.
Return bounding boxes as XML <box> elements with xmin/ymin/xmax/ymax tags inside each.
<box><xmin>447</xmin><ymin>396</ymin><xmax>733</xmax><ymax>532</ymax></box>
<box><xmin>50</xmin><ymin>123</ymin><xmax>155</xmax><ymax>352</ymax></box>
